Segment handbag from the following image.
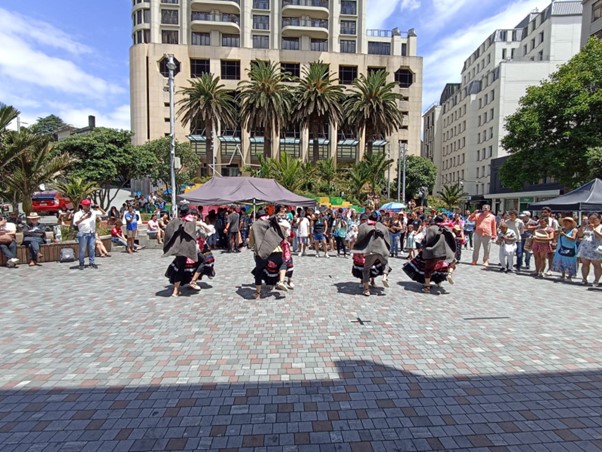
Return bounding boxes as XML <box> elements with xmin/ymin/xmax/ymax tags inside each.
<box><xmin>0</xmin><ymin>233</ymin><xmax>13</xmax><ymax>244</ymax></box>
<box><xmin>558</xmin><ymin>235</ymin><xmax>576</xmax><ymax>257</ymax></box>
<box><xmin>523</xmin><ymin>236</ymin><xmax>533</xmax><ymax>252</ymax></box>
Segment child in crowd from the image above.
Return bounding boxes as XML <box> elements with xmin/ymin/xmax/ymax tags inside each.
<box><xmin>497</xmin><ymin>222</ymin><xmax>517</xmax><ymax>272</ymax></box>
<box><xmin>405</xmin><ymin>224</ymin><xmax>417</xmax><ymax>260</ymax></box>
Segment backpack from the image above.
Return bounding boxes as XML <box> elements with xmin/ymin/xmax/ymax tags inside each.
<box><xmin>59</xmin><ymin>248</ymin><xmax>75</xmax><ymax>263</ymax></box>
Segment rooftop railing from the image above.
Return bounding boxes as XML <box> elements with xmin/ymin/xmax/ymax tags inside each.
<box><xmin>191</xmin><ymin>12</ymin><xmax>240</xmax><ymax>24</ymax></box>
<box><xmin>282</xmin><ymin>0</ymin><xmax>328</xmax><ymax>8</ymax></box>
<box><xmin>282</xmin><ymin>17</ymin><xmax>328</xmax><ymax>28</ymax></box>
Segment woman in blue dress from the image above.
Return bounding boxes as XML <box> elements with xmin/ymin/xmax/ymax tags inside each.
<box><xmin>576</xmin><ymin>213</ymin><xmax>602</xmax><ymax>286</ymax></box>
<box><xmin>551</xmin><ymin>217</ymin><xmax>578</xmax><ymax>280</ymax></box>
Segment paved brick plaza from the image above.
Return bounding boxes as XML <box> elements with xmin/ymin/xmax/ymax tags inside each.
<box><xmin>0</xmin><ymin>247</ymin><xmax>601</xmax><ymax>451</ymax></box>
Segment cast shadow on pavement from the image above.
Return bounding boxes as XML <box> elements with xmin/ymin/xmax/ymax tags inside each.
<box><xmin>333</xmin><ymin>282</ymin><xmax>386</xmax><ymax>297</ymax></box>
<box><xmin>397</xmin><ymin>281</ymin><xmax>450</xmax><ymax>296</ymax></box>
<box><xmin>0</xmin><ymin>360</ymin><xmax>600</xmax><ymax>451</ymax></box>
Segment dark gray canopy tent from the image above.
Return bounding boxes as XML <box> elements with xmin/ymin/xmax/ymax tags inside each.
<box><xmin>177</xmin><ymin>176</ymin><xmax>316</xmax><ymax>207</ymax></box>
<box><xmin>529</xmin><ymin>178</ymin><xmax>602</xmax><ymax>211</ymax></box>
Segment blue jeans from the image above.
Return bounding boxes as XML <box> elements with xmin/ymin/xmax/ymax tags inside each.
<box><xmin>23</xmin><ymin>237</ymin><xmax>45</xmax><ymax>263</ymax></box>
<box><xmin>78</xmin><ymin>232</ymin><xmax>96</xmax><ymax>265</ymax></box>
<box><xmin>389</xmin><ymin>232</ymin><xmax>400</xmax><ymax>255</ymax></box>
<box><xmin>0</xmin><ymin>241</ymin><xmax>17</xmax><ymax>260</ymax></box>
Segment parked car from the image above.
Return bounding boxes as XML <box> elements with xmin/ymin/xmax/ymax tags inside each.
<box><xmin>31</xmin><ymin>191</ymin><xmax>73</xmax><ymax>215</ymax></box>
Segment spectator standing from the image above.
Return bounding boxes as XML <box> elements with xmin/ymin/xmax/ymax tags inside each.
<box><xmin>124</xmin><ymin>205</ymin><xmax>139</xmax><ymax>254</ymax></box>
<box><xmin>0</xmin><ymin>215</ymin><xmax>19</xmax><ymax>268</ymax></box>
<box><xmin>540</xmin><ymin>207</ymin><xmax>560</xmax><ymax>276</ymax></box>
<box><xmin>504</xmin><ymin>210</ymin><xmax>525</xmax><ymax>271</ymax></box>
<box><xmin>552</xmin><ymin>217</ymin><xmax>578</xmax><ymax>280</ymax></box>
<box><xmin>469</xmin><ymin>204</ymin><xmax>497</xmax><ymax>266</ymax></box>
<box><xmin>73</xmin><ymin>199</ymin><xmax>100</xmax><ymax>270</ymax></box>
<box><xmin>312</xmin><ymin>211</ymin><xmax>330</xmax><ymax>258</ymax></box>
<box><xmin>224</xmin><ymin>206</ymin><xmax>240</xmax><ymax>253</ymax></box>
<box><xmin>297</xmin><ymin>212</ymin><xmax>310</xmax><ymax>257</ymax></box>
<box><xmin>519</xmin><ymin>211</ymin><xmax>536</xmax><ymax>270</ymax></box>
<box><xmin>576</xmin><ymin>213</ymin><xmax>602</xmax><ymax>286</ymax></box>
<box><xmin>497</xmin><ymin>223</ymin><xmax>517</xmax><ymax>273</ymax></box>
<box><xmin>463</xmin><ymin>211</ymin><xmax>475</xmax><ymax>250</ymax></box>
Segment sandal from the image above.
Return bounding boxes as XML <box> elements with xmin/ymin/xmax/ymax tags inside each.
<box><xmin>189</xmin><ymin>282</ymin><xmax>201</xmax><ymax>291</ymax></box>
<box><xmin>363</xmin><ymin>289</ymin><xmax>370</xmax><ymax>297</ymax></box>
<box><xmin>422</xmin><ymin>285</ymin><xmax>431</xmax><ymax>293</ymax></box>
<box><xmin>254</xmin><ymin>290</ymin><xmax>261</xmax><ymax>300</ymax></box>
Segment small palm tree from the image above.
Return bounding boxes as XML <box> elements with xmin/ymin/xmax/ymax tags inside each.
<box><xmin>0</xmin><ymin>104</ymin><xmax>22</xmax><ymax>171</ymax></box>
<box><xmin>3</xmin><ymin>131</ymin><xmax>73</xmax><ymax>214</ymax></box>
<box><xmin>292</xmin><ymin>62</ymin><xmax>345</xmax><ymax>163</ymax></box>
<box><xmin>437</xmin><ymin>183</ymin><xmax>468</xmax><ymax>210</ymax></box>
<box><xmin>362</xmin><ymin>152</ymin><xmax>393</xmax><ymax>197</ymax></box>
<box><xmin>54</xmin><ymin>176</ymin><xmax>99</xmax><ymax>210</ymax></box>
<box><xmin>316</xmin><ymin>157</ymin><xmax>337</xmax><ymax>195</ymax></box>
<box><xmin>347</xmin><ymin>162</ymin><xmax>370</xmax><ymax>201</ymax></box>
<box><xmin>344</xmin><ymin>70</ymin><xmax>405</xmax><ymax>155</ymax></box>
<box><xmin>239</xmin><ymin>60</ymin><xmax>292</xmax><ymax>159</ymax></box>
<box><xmin>270</xmin><ymin>153</ymin><xmax>304</xmax><ymax>192</ymax></box>
<box><xmin>177</xmin><ymin>73</ymin><xmax>237</xmax><ymax>173</ymax></box>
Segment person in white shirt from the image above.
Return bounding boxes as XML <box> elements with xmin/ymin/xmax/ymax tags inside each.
<box><xmin>0</xmin><ymin>215</ymin><xmax>19</xmax><ymax>267</ymax></box>
<box><xmin>73</xmin><ymin>199</ymin><xmax>100</xmax><ymax>270</ymax></box>
<box><xmin>296</xmin><ymin>212</ymin><xmax>310</xmax><ymax>257</ymax></box>
<box><xmin>147</xmin><ymin>214</ymin><xmax>164</xmax><ymax>244</ymax></box>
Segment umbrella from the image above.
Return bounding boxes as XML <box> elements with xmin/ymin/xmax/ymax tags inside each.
<box><xmin>380</xmin><ymin>202</ymin><xmax>407</xmax><ymax>212</ymax></box>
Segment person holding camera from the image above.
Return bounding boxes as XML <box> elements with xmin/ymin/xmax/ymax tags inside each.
<box><xmin>73</xmin><ymin>199</ymin><xmax>100</xmax><ymax>270</ymax></box>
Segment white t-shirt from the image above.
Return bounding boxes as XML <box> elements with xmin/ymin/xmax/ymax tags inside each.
<box><xmin>298</xmin><ymin>217</ymin><xmax>310</xmax><ymax>237</ymax></box>
<box><xmin>0</xmin><ymin>222</ymin><xmax>16</xmax><ymax>237</ymax></box>
<box><xmin>73</xmin><ymin>210</ymin><xmax>99</xmax><ymax>234</ymax></box>
<box><xmin>147</xmin><ymin>219</ymin><xmax>159</xmax><ymax>231</ymax></box>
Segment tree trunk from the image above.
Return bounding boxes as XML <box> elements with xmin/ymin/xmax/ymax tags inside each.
<box><xmin>205</xmin><ymin>119</ymin><xmax>213</xmax><ymax>176</ymax></box>
<box><xmin>311</xmin><ymin>123</ymin><xmax>319</xmax><ymax>164</ymax></box>
<box><xmin>366</xmin><ymin>126</ymin><xmax>373</xmax><ymax>156</ymax></box>
<box><xmin>264</xmin><ymin>125</ymin><xmax>272</xmax><ymax>159</ymax></box>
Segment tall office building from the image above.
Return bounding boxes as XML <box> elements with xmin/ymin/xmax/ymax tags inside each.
<box><xmin>130</xmin><ymin>0</ymin><xmax>423</xmax><ymax>174</ymax></box>
<box><xmin>423</xmin><ymin>0</ymin><xmax>582</xmax><ymax>208</ymax></box>
<box><xmin>581</xmin><ymin>0</ymin><xmax>602</xmax><ymax>46</ymax></box>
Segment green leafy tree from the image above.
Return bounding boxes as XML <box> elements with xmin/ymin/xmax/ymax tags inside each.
<box><xmin>395</xmin><ymin>155</ymin><xmax>437</xmax><ymax>202</ymax></box>
<box><xmin>136</xmin><ymin>137</ymin><xmax>200</xmax><ymax>192</ymax></box>
<box><xmin>501</xmin><ymin>38</ymin><xmax>602</xmax><ymax>190</ymax></box>
<box><xmin>586</xmin><ymin>147</ymin><xmax>602</xmax><ymax>180</ymax></box>
<box><xmin>346</xmin><ymin>162</ymin><xmax>370</xmax><ymax>202</ymax></box>
<box><xmin>239</xmin><ymin>60</ymin><xmax>292</xmax><ymax>158</ymax></box>
<box><xmin>0</xmin><ymin>104</ymin><xmax>23</xmax><ymax>172</ymax></box>
<box><xmin>437</xmin><ymin>183</ymin><xmax>468</xmax><ymax>210</ymax></box>
<box><xmin>29</xmin><ymin>114</ymin><xmax>66</xmax><ymax>136</ymax></box>
<box><xmin>177</xmin><ymin>73</ymin><xmax>237</xmax><ymax>172</ymax></box>
<box><xmin>55</xmin><ymin>128</ymin><xmax>156</xmax><ymax>209</ymax></box>
<box><xmin>54</xmin><ymin>176</ymin><xmax>99</xmax><ymax>210</ymax></box>
<box><xmin>344</xmin><ymin>70</ymin><xmax>405</xmax><ymax>155</ymax></box>
<box><xmin>292</xmin><ymin>62</ymin><xmax>345</xmax><ymax>163</ymax></box>
<box><xmin>3</xmin><ymin>131</ymin><xmax>72</xmax><ymax>214</ymax></box>
<box><xmin>316</xmin><ymin>157</ymin><xmax>337</xmax><ymax>195</ymax></box>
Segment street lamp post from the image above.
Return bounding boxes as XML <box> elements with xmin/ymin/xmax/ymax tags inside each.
<box><xmin>166</xmin><ymin>54</ymin><xmax>178</xmax><ymax>219</ymax></box>
<box><xmin>386</xmin><ymin>143</ymin><xmax>391</xmax><ymax>199</ymax></box>
<box><xmin>397</xmin><ymin>141</ymin><xmax>407</xmax><ymax>204</ymax></box>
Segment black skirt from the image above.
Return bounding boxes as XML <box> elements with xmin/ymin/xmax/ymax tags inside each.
<box><xmin>402</xmin><ymin>252</ymin><xmax>449</xmax><ymax>285</ymax></box>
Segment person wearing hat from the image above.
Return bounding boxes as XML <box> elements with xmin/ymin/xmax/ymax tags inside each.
<box><xmin>22</xmin><ymin>212</ymin><xmax>47</xmax><ymax>266</ymax></box>
<box><xmin>531</xmin><ymin>217</ymin><xmax>555</xmax><ymax>278</ymax></box>
<box><xmin>73</xmin><ymin>199</ymin><xmax>101</xmax><ymax>270</ymax></box>
<box><xmin>0</xmin><ymin>215</ymin><xmax>19</xmax><ymax>268</ymax></box>
<box><xmin>352</xmin><ymin>213</ymin><xmax>391</xmax><ymax>296</ymax></box>
<box><xmin>503</xmin><ymin>210</ymin><xmax>524</xmax><ymax>272</ymax></box>
<box><xmin>551</xmin><ymin>217</ymin><xmax>578</xmax><ymax>280</ymax></box>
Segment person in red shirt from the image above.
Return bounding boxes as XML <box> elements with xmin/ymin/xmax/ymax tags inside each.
<box><xmin>111</xmin><ymin>220</ymin><xmax>143</xmax><ymax>251</ymax></box>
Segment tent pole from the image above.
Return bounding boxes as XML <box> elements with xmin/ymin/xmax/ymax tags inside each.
<box><xmin>253</xmin><ymin>199</ymin><xmax>256</xmax><ymax>221</ymax></box>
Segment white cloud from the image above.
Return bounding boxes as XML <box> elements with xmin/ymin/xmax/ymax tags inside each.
<box><xmin>57</xmin><ymin>105</ymin><xmax>131</xmax><ymax>130</ymax></box>
<box><xmin>0</xmin><ymin>8</ymin><xmax>123</xmax><ymax>100</ymax></box>
<box><xmin>366</xmin><ymin>0</ymin><xmax>402</xmax><ymax>28</ymax></box>
<box><xmin>401</xmin><ymin>0</ymin><xmax>422</xmax><ymax>11</ymax></box>
<box><xmin>421</xmin><ymin>0</ymin><xmax>550</xmax><ymax>109</ymax></box>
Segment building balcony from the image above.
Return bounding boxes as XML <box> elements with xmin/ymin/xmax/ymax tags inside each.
<box><xmin>190</xmin><ymin>0</ymin><xmax>240</xmax><ymax>15</ymax></box>
<box><xmin>282</xmin><ymin>18</ymin><xmax>329</xmax><ymax>38</ymax></box>
<box><xmin>190</xmin><ymin>12</ymin><xmax>240</xmax><ymax>33</ymax></box>
<box><xmin>282</xmin><ymin>0</ymin><xmax>329</xmax><ymax>20</ymax></box>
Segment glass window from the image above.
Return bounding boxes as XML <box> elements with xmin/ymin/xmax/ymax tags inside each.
<box><xmin>252</xmin><ymin>34</ymin><xmax>269</xmax><ymax>49</ymax></box>
<box><xmin>221</xmin><ymin>60</ymin><xmax>241</xmax><ymax>80</ymax></box>
<box><xmin>191</xmin><ymin>32</ymin><xmax>210</xmax><ymax>46</ymax></box>
<box><xmin>368</xmin><ymin>42</ymin><xmax>391</xmax><ymax>55</ymax></box>
<box><xmin>538</xmin><ymin>50</ymin><xmax>543</xmax><ymax>61</ymax></box>
<box><xmin>190</xmin><ymin>59</ymin><xmax>210</xmax><ymax>78</ymax></box>
<box><xmin>253</xmin><ymin>15</ymin><xmax>269</xmax><ymax>30</ymax></box>
<box><xmin>340</xmin><ymin>20</ymin><xmax>356</xmax><ymax>35</ymax></box>
<box><xmin>341</xmin><ymin>0</ymin><xmax>357</xmax><ymax>14</ymax></box>
<box><xmin>253</xmin><ymin>0</ymin><xmax>270</xmax><ymax>9</ymax></box>
<box><xmin>394</xmin><ymin>69</ymin><xmax>413</xmax><ymax>88</ymax></box>
<box><xmin>311</xmin><ymin>39</ymin><xmax>328</xmax><ymax>52</ymax></box>
<box><xmin>281</xmin><ymin>63</ymin><xmax>300</xmax><ymax>78</ymax></box>
<box><xmin>594</xmin><ymin>0</ymin><xmax>602</xmax><ymax>21</ymax></box>
<box><xmin>539</xmin><ymin>31</ymin><xmax>544</xmax><ymax>44</ymax></box>
<box><xmin>161</xmin><ymin>30</ymin><xmax>178</xmax><ymax>44</ymax></box>
<box><xmin>282</xmin><ymin>37</ymin><xmax>299</xmax><ymax>50</ymax></box>
<box><xmin>222</xmin><ymin>34</ymin><xmax>240</xmax><ymax>47</ymax></box>
<box><xmin>338</xmin><ymin>65</ymin><xmax>357</xmax><ymax>85</ymax></box>
<box><xmin>340</xmin><ymin>40</ymin><xmax>356</xmax><ymax>53</ymax></box>
<box><xmin>161</xmin><ymin>9</ymin><xmax>178</xmax><ymax>25</ymax></box>
<box><xmin>502</xmin><ymin>48</ymin><xmax>507</xmax><ymax>59</ymax></box>
<box><xmin>401</xmin><ymin>43</ymin><xmax>407</xmax><ymax>56</ymax></box>
<box><xmin>161</xmin><ymin>0</ymin><xmax>178</xmax><ymax>3</ymax></box>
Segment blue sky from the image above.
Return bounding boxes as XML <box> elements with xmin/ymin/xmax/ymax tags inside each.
<box><xmin>0</xmin><ymin>0</ymin><xmax>550</xmax><ymax>130</ymax></box>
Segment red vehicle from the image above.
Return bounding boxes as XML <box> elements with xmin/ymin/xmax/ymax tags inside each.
<box><xmin>31</xmin><ymin>191</ymin><xmax>73</xmax><ymax>215</ymax></box>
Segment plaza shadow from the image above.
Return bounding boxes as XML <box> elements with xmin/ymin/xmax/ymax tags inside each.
<box><xmin>1</xmin><ymin>360</ymin><xmax>600</xmax><ymax>451</ymax></box>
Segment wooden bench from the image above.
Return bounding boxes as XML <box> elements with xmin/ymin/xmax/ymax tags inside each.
<box><xmin>0</xmin><ymin>236</ymin><xmax>112</xmax><ymax>266</ymax></box>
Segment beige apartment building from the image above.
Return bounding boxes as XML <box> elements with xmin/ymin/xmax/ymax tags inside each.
<box><xmin>129</xmin><ymin>0</ymin><xmax>423</xmax><ymax>174</ymax></box>
<box><xmin>581</xmin><ymin>0</ymin><xmax>602</xmax><ymax>46</ymax></box>
<box><xmin>424</xmin><ymin>0</ymin><xmax>582</xmax><ymax>208</ymax></box>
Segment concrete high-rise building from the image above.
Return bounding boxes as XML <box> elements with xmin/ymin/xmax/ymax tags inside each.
<box><xmin>423</xmin><ymin>0</ymin><xmax>582</xmax><ymax>209</ymax></box>
<box><xmin>129</xmin><ymin>0</ymin><xmax>423</xmax><ymax>174</ymax></box>
<box><xmin>581</xmin><ymin>0</ymin><xmax>602</xmax><ymax>46</ymax></box>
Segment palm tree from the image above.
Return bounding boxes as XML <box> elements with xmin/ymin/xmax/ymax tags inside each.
<box><xmin>344</xmin><ymin>70</ymin><xmax>405</xmax><ymax>156</ymax></box>
<box><xmin>316</xmin><ymin>157</ymin><xmax>337</xmax><ymax>195</ymax></box>
<box><xmin>362</xmin><ymin>152</ymin><xmax>393</xmax><ymax>197</ymax></box>
<box><xmin>239</xmin><ymin>60</ymin><xmax>292</xmax><ymax>159</ymax></box>
<box><xmin>54</xmin><ymin>176</ymin><xmax>99</xmax><ymax>211</ymax></box>
<box><xmin>292</xmin><ymin>62</ymin><xmax>345</xmax><ymax>163</ymax></box>
<box><xmin>437</xmin><ymin>183</ymin><xmax>468</xmax><ymax>210</ymax></box>
<box><xmin>177</xmin><ymin>73</ymin><xmax>237</xmax><ymax>174</ymax></box>
<box><xmin>346</xmin><ymin>162</ymin><xmax>370</xmax><ymax>202</ymax></box>
<box><xmin>0</xmin><ymin>104</ymin><xmax>21</xmax><ymax>171</ymax></box>
<box><xmin>3</xmin><ymin>131</ymin><xmax>73</xmax><ymax>214</ymax></box>
<box><xmin>270</xmin><ymin>153</ymin><xmax>304</xmax><ymax>192</ymax></box>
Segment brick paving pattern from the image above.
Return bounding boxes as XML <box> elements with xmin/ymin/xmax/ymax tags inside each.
<box><xmin>0</xmin><ymin>247</ymin><xmax>601</xmax><ymax>451</ymax></box>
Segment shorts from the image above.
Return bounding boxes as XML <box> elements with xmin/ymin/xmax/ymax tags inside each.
<box><xmin>126</xmin><ymin>230</ymin><xmax>137</xmax><ymax>239</ymax></box>
<box><xmin>313</xmin><ymin>233</ymin><xmax>326</xmax><ymax>242</ymax></box>
<box><xmin>299</xmin><ymin>237</ymin><xmax>309</xmax><ymax>245</ymax></box>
